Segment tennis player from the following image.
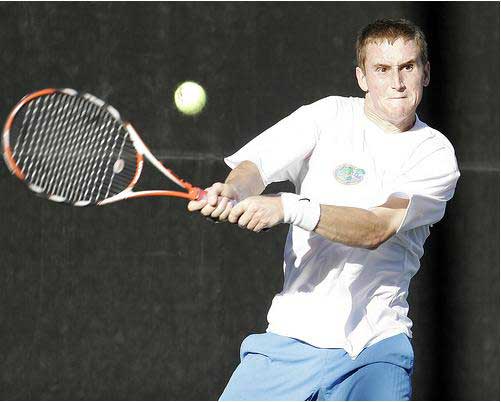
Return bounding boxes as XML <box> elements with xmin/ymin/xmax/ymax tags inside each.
<box><xmin>189</xmin><ymin>18</ymin><xmax>460</xmax><ymax>400</ymax></box>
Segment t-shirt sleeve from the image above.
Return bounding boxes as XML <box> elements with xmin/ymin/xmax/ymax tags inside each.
<box><xmin>224</xmin><ymin>105</ymin><xmax>320</xmax><ymax>186</ymax></box>
<box><xmin>390</xmin><ymin>146</ymin><xmax>460</xmax><ymax>233</ymax></box>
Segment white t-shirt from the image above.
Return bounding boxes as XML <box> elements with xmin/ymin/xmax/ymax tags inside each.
<box><xmin>224</xmin><ymin>96</ymin><xmax>460</xmax><ymax>358</ymax></box>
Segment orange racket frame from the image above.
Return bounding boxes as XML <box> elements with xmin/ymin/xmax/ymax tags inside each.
<box><xmin>2</xmin><ymin>88</ymin><xmax>207</xmax><ymax>206</ymax></box>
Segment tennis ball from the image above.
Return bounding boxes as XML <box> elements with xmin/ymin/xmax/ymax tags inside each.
<box><xmin>174</xmin><ymin>81</ymin><xmax>207</xmax><ymax>115</ymax></box>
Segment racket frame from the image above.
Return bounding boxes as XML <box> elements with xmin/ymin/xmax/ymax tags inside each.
<box><xmin>2</xmin><ymin>88</ymin><xmax>206</xmax><ymax>206</ymax></box>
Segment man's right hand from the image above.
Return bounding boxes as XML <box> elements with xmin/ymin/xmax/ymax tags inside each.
<box><xmin>187</xmin><ymin>182</ymin><xmax>240</xmax><ymax>221</ymax></box>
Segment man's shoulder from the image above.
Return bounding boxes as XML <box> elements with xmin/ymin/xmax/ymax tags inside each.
<box><xmin>415</xmin><ymin>119</ymin><xmax>457</xmax><ymax>155</ymax></box>
<box><xmin>304</xmin><ymin>95</ymin><xmax>364</xmax><ymax>110</ymax></box>
<box><xmin>300</xmin><ymin>96</ymin><xmax>364</xmax><ymax>123</ymax></box>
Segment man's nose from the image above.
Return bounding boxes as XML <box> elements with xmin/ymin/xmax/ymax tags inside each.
<box><xmin>391</xmin><ymin>69</ymin><xmax>405</xmax><ymax>91</ymax></box>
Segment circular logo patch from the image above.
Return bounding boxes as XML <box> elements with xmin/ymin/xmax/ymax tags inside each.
<box><xmin>334</xmin><ymin>164</ymin><xmax>366</xmax><ymax>185</ymax></box>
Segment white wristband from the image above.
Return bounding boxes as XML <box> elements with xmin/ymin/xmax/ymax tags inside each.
<box><xmin>280</xmin><ymin>192</ymin><xmax>321</xmax><ymax>231</ymax></box>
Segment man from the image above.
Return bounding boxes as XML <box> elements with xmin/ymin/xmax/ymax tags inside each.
<box><xmin>189</xmin><ymin>18</ymin><xmax>460</xmax><ymax>400</ymax></box>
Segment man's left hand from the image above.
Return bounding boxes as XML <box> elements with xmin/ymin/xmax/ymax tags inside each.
<box><xmin>227</xmin><ymin>195</ymin><xmax>283</xmax><ymax>232</ymax></box>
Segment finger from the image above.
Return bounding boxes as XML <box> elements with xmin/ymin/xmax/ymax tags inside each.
<box><xmin>187</xmin><ymin>199</ymin><xmax>207</xmax><ymax>212</ymax></box>
<box><xmin>211</xmin><ymin>197</ymin><xmax>229</xmax><ymax>218</ymax></box>
<box><xmin>246</xmin><ymin>216</ymin><xmax>261</xmax><ymax>232</ymax></box>
<box><xmin>237</xmin><ymin>209</ymin><xmax>255</xmax><ymax>229</ymax></box>
<box><xmin>218</xmin><ymin>201</ymin><xmax>234</xmax><ymax>221</ymax></box>
<box><xmin>253</xmin><ymin>221</ymin><xmax>267</xmax><ymax>233</ymax></box>
<box><xmin>200</xmin><ymin>203</ymin><xmax>217</xmax><ymax>217</ymax></box>
<box><xmin>228</xmin><ymin>201</ymin><xmax>247</xmax><ymax>224</ymax></box>
<box><xmin>207</xmin><ymin>183</ymin><xmax>224</xmax><ymax>206</ymax></box>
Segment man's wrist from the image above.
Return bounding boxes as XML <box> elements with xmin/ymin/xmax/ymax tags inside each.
<box><xmin>280</xmin><ymin>193</ymin><xmax>321</xmax><ymax>231</ymax></box>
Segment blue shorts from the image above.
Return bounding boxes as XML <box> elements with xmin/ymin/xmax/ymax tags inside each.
<box><xmin>219</xmin><ymin>332</ymin><xmax>414</xmax><ymax>401</ymax></box>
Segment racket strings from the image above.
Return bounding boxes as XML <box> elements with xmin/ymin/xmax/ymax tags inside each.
<box><xmin>14</xmin><ymin>96</ymin><xmax>48</xmax><ymax>172</ymax></box>
<box><xmin>67</xmin><ymin>100</ymin><xmax>111</xmax><ymax>201</ymax></box>
<box><xmin>54</xmin><ymin>97</ymin><xmax>95</xmax><ymax>200</ymax></box>
<box><xmin>101</xmin><ymin>127</ymin><xmax>131</xmax><ymax>200</ymax></box>
<box><xmin>39</xmin><ymin>95</ymin><xmax>81</xmax><ymax>194</ymax></box>
<box><xmin>81</xmin><ymin>117</ymin><xmax>120</xmax><ymax>201</ymax></box>
<box><xmin>30</xmin><ymin>94</ymin><xmax>69</xmax><ymax>187</ymax></box>
<box><xmin>69</xmin><ymin>105</ymin><xmax>111</xmax><ymax>201</ymax></box>
<box><xmin>9</xmin><ymin>92</ymin><xmax>139</xmax><ymax>204</ymax></box>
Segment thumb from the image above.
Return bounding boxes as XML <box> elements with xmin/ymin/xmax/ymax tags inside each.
<box><xmin>207</xmin><ymin>183</ymin><xmax>225</xmax><ymax>206</ymax></box>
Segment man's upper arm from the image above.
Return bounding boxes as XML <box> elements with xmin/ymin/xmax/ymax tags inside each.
<box><xmin>224</xmin><ymin>105</ymin><xmax>321</xmax><ymax>186</ymax></box>
<box><xmin>380</xmin><ymin>145</ymin><xmax>460</xmax><ymax>235</ymax></box>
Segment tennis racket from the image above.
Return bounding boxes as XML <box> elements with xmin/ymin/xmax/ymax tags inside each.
<box><xmin>2</xmin><ymin>88</ymin><xmax>209</xmax><ymax>206</ymax></box>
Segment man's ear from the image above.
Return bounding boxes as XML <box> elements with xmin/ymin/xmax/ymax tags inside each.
<box><xmin>356</xmin><ymin>66</ymin><xmax>368</xmax><ymax>92</ymax></box>
<box><xmin>423</xmin><ymin>61</ymin><xmax>431</xmax><ymax>87</ymax></box>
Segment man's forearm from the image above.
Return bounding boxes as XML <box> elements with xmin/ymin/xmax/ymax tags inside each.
<box><xmin>314</xmin><ymin>205</ymin><xmax>389</xmax><ymax>250</ymax></box>
<box><xmin>225</xmin><ymin>161</ymin><xmax>265</xmax><ymax>200</ymax></box>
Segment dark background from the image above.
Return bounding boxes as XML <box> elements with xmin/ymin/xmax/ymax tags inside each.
<box><xmin>0</xmin><ymin>2</ymin><xmax>499</xmax><ymax>400</ymax></box>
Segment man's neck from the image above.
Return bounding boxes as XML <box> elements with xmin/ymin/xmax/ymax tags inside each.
<box><xmin>363</xmin><ymin>102</ymin><xmax>416</xmax><ymax>133</ymax></box>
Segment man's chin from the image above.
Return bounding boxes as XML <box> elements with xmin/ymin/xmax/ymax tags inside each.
<box><xmin>384</xmin><ymin>109</ymin><xmax>414</xmax><ymax>124</ymax></box>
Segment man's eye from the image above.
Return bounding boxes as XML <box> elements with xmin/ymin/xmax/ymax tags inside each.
<box><xmin>404</xmin><ymin>64</ymin><xmax>414</xmax><ymax>71</ymax></box>
<box><xmin>376</xmin><ymin>67</ymin><xmax>387</xmax><ymax>72</ymax></box>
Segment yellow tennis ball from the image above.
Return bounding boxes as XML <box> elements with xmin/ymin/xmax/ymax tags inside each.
<box><xmin>174</xmin><ymin>81</ymin><xmax>207</xmax><ymax>115</ymax></box>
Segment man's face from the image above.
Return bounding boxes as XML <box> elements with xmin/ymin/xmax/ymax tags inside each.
<box><xmin>356</xmin><ymin>38</ymin><xmax>430</xmax><ymax>127</ymax></box>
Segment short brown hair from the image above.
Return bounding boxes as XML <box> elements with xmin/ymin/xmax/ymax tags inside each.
<box><xmin>356</xmin><ymin>18</ymin><xmax>428</xmax><ymax>71</ymax></box>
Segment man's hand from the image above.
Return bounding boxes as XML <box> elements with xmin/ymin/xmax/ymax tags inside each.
<box><xmin>187</xmin><ymin>161</ymin><xmax>266</xmax><ymax>223</ymax></box>
<box><xmin>228</xmin><ymin>195</ymin><xmax>284</xmax><ymax>232</ymax></box>
<box><xmin>187</xmin><ymin>182</ymin><xmax>240</xmax><ymax>221</ymax></box>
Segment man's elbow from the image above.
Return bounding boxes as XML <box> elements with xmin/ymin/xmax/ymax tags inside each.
<box><xmin>364</xmin><ymin>237</ymin><xmax>383</xmax><ymax>250</ymax></box>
